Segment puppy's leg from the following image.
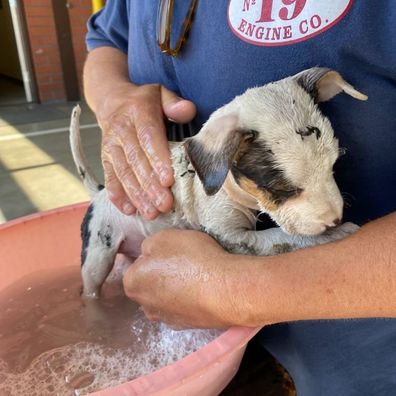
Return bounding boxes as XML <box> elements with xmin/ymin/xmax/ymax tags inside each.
<box><xmin>205</xmin><ymin>222</ymin><xmax>359</xmax><ymax>256</ymax></box>
<box><xmin>82</xmin><ymin>244</ymin><xmax>120</xmax><ymax>298</ymax></box>
<box><xmin>81</xmin><ymin>220</ymin><xmax>123</xmax><ymax>298</ymax></box>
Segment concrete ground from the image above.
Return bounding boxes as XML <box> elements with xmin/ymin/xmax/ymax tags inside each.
<box><xmin>0</xmin><ymin>101</ymin><xmax>101</xmax><ymax>223</ymax></box>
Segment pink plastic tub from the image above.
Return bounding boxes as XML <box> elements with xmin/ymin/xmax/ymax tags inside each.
<box><xmin>0</xmin><ymin>203</ymin><xmax>261</xmax><ymax>395</ymax></box>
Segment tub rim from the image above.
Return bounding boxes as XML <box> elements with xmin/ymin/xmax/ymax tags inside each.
<box><xmin>94</xmin><ymin>326</ymin><xmax>261</xmax><ymax>396</ymax></box>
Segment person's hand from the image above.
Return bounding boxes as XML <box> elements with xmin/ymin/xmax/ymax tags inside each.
<box><xmin>96</xmin><ymin>83</ymin><xmax>196</xmax><ymax>219</ymax></box>
<box><xmin>123</xmin><ymin>229</ymin><xmax>245</xmax><ymax>329</ymax></box>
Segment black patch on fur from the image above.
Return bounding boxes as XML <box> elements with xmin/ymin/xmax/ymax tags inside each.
<box><xmin>80</xmin><ymin>204</ymin><xmax>94</xmax><ymax>266</ymax></box>
<box><xmin>297</xmin><ymin>78</ymin><xmax>318</xmax><ymax>102</ymax></box>
<box><xmin>180</xmin><ymin>169</ymin><xmax>195</xmax><ymax>177</ymax></box>
<box><xmin>271</xmin><ymin>243</ymin><xmax>294</xmax><ymax>254</ymax></box>
<box><xmin>231</xmin><ymin>140</ymin><xmax>301</xmax><ymax>205</ymax></box>
<box><xmin>296</xmin><ymin>126</ymin><xmax>321</xmax><ymax>140</ymax></box>
<box><xmin>296</xmin><ymin>67</ymin><xmax>330</xmax><ymax>103</ymax></box>
<box><xmin>98</xmin><ymin>184</ymin><xmax>105</xmax><ymax>190</ymax></box>
<box><xmin>98</xmin><ymin>227</ymin><xmax>112</xmax><ymax>248</ymax></box>
<box><xmin>232</xmin><ymin>140</ymin><xmax>279</xmax><ymax>188</ymax></box>
<box><xmin>200</xmin><ymin>226</ymin><xmax>258</xmax><ymax>255</ymax></box>
<box><xmin>180</xmin><ymin>169</ymin><xmax>195</xmax><ymax>178</ymax></box>
<box><xmin>78</xmin><ymin>166</ymin><xmax>85</xmax><ymax>179</ymax></box>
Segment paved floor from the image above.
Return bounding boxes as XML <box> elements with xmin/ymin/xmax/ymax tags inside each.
<box><xmin>0</xmin><ymin>101</ymin><xmax>101</xmax><ymax>223</ymax></box>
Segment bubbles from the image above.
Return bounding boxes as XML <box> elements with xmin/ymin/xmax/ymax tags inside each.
<box><xmin>0</xmin><ymin>323</ymin><xmax>220</xmax><ymax>395</ymax></box>
<box><xmin>0</xmin><ymin>265</ymin><xmax>222</xmax><ymax>395</ymax></box>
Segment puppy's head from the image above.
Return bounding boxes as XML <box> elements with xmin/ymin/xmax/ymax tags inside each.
<box><xmin>185</xmin><ymin>68</ymin><xmax>367</xmax><ymax>236</ymax></box>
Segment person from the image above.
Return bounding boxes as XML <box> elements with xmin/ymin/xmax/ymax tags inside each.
<box><xmin>85</xmin><ymin>1</ymin><xmax>396</xmax><ymax>395</ymax></box>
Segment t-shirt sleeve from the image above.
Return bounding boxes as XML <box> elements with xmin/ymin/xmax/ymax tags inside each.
<box><xmin>86</xmin><ymin>0</ymin><xmax>129</xmax><ymax>53</ymax></box>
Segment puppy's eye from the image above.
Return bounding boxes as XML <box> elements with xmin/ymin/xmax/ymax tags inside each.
<box><xmin>271</xmin><ymin>187</ymin><xmax>302</xmax><ymax>197</ymax></box>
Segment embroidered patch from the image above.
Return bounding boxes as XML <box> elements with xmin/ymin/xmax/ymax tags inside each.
<box><xmin>228</xmin><ymin>0</ymin><xmax>353</xmax><ymax>46</ymax></box>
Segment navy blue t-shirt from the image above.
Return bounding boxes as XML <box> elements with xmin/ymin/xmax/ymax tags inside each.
<box><xmin>87</xmin><ymin>1</ymin><xmax>396</xmax><ymax>395</ymax></box>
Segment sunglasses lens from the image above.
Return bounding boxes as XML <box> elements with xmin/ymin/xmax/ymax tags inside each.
<box><xmin>157</xmin><ymin>0</ymin><xmax>197</xmax><ymax>56</ymax></box>
<box><xmin>156</xmin><ymin>0</ymin><xmax>171</xmax><ymax>45</ymax></box>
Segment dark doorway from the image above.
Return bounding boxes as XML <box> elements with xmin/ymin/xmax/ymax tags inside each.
<box><xmin>0</xmin><ymin>0</ymin><xmax>26</xmax><ymax>105</ymax></box>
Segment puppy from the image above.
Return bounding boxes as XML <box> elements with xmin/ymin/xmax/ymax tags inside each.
<box><xmin>70</xmin><ymin>67</ymin><xmax>367</xmax><ymax>298</ymax></box>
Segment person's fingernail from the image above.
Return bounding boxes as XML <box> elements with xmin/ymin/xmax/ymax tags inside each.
<box><xmin>154</xmin><ymin>190</ymin><xmax>167</xmax><ymax>207</ymax></box>
<box><xmin>154</xmin><ymin>196</ymin><xmax>163</xmax><ymax>208</ymax></box>
<box><xmin>123</xmin><ymin>202</ymin><xmax>134</xmax><ymax>214</ymax></box>
<box><xmin>147</xmin><ymin>184</ymin><xmax>164</xmax><ymax>207</ymax></box>
<box><xmin>160</xmin><ymin>169</ymin><xmax>171</xmax><ymax>184</ymax></box>
<box><xmin>143</xmin><ymin>203</ymin><xmax>156</xmax><ymax>215</ymax></box>
<box><xmin>165</xmin><ymin>99</ymin><xmax>183</xmax><ymax>112</ymax></box>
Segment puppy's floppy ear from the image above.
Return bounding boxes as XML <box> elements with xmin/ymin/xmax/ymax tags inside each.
<box><xmin>184</xmin><ymin>114</ymin><xmax>255</xmax><ymax>196</ymax></box>
<box><xmin>295</xmin><ymin>67</ymin><xmax>368</xmax><ymax>102</ymax></box>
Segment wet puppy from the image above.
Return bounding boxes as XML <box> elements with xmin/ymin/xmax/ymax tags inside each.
<box><xmin>70</xmin><ymin>67</ymin><xmax>367</xmax><ymax>298</ymax></box>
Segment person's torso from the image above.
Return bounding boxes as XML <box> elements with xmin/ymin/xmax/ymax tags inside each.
<box><xmin>107</xmin><ymin>2</ymin><xmax>396</xmax><ymax>394</ymax></box>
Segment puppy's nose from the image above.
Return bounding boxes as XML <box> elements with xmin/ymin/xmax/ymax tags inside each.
<box><xmin>325</xmin><ymin>218</ymin><xmax>341</xmax><ymax>230</ymax></box>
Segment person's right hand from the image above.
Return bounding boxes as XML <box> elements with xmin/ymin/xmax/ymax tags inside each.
<box><xmin>96</xmin><ymin>83</ymin><xmax>196</xmax><ymax>220</ymax></box>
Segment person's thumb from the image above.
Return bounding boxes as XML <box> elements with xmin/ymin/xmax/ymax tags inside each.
<box><xmin>161</xmin><ymin>86</ymin><xmax>196</xmax><ymax>123</ymax></box>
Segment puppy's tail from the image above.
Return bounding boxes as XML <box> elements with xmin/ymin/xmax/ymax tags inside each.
<box><xmin>70</xmin><ymin>105</ymin><xmax>102</xmax><ymax>198</ymax></box>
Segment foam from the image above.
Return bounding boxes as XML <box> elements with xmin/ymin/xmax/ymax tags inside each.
<box><xmin>0</xmin><ymin>313</ymin><xmax>220</xmax><ymax>395</ymax></box>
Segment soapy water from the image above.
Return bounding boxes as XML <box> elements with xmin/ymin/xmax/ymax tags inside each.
<box><xmin>0</xmin><ymin>263</ymin><xmax>222</xmax><ymax>395</ymax></box>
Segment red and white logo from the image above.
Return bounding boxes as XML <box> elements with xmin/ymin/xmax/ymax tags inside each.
<box><xmin>228</xmin><ymin>0</ymin><xmax>353</xmax><ymax>46</ymax></box>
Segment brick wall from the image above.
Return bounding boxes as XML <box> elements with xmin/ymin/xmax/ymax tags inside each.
<box><xmin>68</xmin><ymin>0</ymin><xmax>92</xmax><ymax>97</ymax></box>
<box><xmin>22</xmin><ymin>0</ymin><xmax>92</xmax><ymax>102</ymax></box>
<box><xmin>23</xmin><ymin>0</ymin><xmax>66</xmax><ymax>102</ymax></box>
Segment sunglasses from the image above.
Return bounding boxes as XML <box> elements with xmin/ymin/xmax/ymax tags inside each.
<box><xmin>156</xmin><ymin>0</ymin><xmax>199</xmax><ymax>57</ymax></box>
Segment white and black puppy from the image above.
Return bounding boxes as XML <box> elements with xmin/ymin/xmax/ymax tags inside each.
<box><xmin>70</xmin><ymin>67</ymin><xmax>367</xmax><ymax>298</ymax></box>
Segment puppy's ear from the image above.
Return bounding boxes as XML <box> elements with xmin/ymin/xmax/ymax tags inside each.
<box><xmin>184</xmin><ymin>114</ymin><xmax>255</xmax><ymax>196</ymax></box>
<box><xmin>295</xmin><ymin>67</ymin><xmax>368</xmax><ymax>102</ymax></box>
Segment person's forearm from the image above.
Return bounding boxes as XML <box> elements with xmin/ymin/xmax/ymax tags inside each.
<box><xmin>83</xmin><ymin>46</ymin><xmax>132</xmax><ymax>114</ymax></box>
<box><xmin>233</xmin><ymin>213</ymin><xmax>396</xmax><ymax>326</ymax></box>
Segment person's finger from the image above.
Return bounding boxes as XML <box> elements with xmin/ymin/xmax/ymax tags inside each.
<box><xmin>111</xmin><ymin>115</ymin><xmax>173</xmax><ymax>213</ymax></box>
<box><xmin>102</xmin><ymin>157</ymin><xmax>136</xmax><ymax>215</ymax></box>
<box><xmin>161</xmin><ymin>86</ymin><xmax>197</xmax><ymax>124</ymax></box>
<box><xmin>128</xmin><ymin>90</ymin><xmax>174</xmax><ymax>188</ymax></box>
<box><xmin>108</xmin><ymin>144</ymin><xmax>160</xmax><ymax>220</ymax></box>
<box><xmin>138</xmin><ymin>228</ymin><xmax>172</xmax><ymax>256</ymax></box>
<box><xmin>140</xmin><ymin>236</ymin><xmax>154</xmax><ymax>256</ymax></box>
<box><xmin>123</xmin><ymin>256</ymin><xmax>144</xmax><ymax>298</ymax></box>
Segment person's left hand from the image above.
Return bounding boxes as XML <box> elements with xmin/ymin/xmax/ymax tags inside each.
<box><xmin>123</xmin><ymin>229</ymin><xmax>245</xmax><ymax>329</ymax></box>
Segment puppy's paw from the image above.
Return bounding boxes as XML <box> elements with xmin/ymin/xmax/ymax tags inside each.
<box><xmin>319</xmin><ymin>222</ymin><xmax>360</xmax><ymax>243</ymax></box>
<box><xmin>291</xmin><ymin>222</ymin><xmax>359</xmax><ymax>250</ymax></box>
